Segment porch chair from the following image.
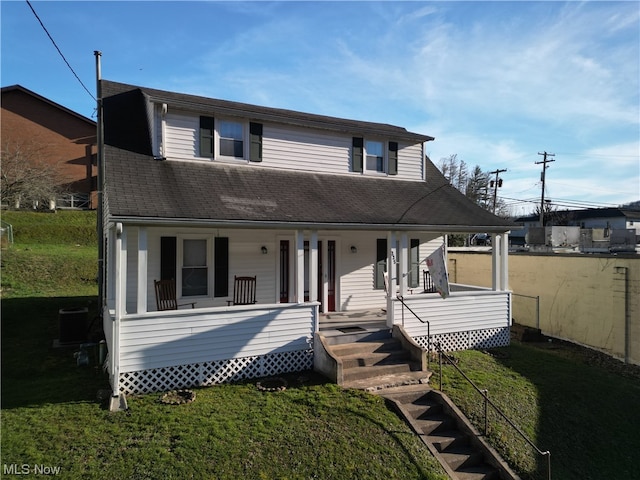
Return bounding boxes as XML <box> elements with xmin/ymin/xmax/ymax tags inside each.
<box><xmin>154</xmin><ymin>279</ymin><xmax>196</xmax><ymax>311</ymax></box>
<box><xmin>227</xmin><ymin>276</ymin><xmax>257</xmax><ymax>306</ymax></box>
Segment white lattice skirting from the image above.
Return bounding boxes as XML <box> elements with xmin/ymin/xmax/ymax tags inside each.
<box><xmin>412</xmin><ymin>327</ymin><xmax>510</xmax><ymax>352</ymax></box>
<box><xmin>119</xmin><ymin>349</ymin><xmax>314</xmax><ymax>395</ymax></box>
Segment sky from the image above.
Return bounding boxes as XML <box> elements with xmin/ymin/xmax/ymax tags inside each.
<box><xmin>2</xmin><ymin>1</ymin><xmax>639</xmax><ymax>215</ymax></box>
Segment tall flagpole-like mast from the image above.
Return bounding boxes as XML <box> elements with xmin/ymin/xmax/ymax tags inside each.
<box><xmin>95</xmin><ymin>51</ymin><xmax>104</xmax><ymax>310</ymax></box>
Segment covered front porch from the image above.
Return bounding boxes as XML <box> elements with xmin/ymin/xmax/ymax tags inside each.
<box><xmin>103</xmin><ymin>221</ymin><xmax>511</xmax><ymax>395</ymax></box>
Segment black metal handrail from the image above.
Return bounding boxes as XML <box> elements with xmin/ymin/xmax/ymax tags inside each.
<box><xmin>395</xmin><ymin>294</ymin><xmax>431</xmax><ymax>368</ymax></box>
<box><xmin>436</xmin><ymin>342</ymin><xmax>551</xmax><ymax>480</ymax></box>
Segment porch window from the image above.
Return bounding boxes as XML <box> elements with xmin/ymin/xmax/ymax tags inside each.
<box><xmin>162</xmin><ymin>236</ymin><xmax>228</xmax><ymax>299</ymax></box>
<box><xmin>182</xmin><ymin>239</ymin><xmax>208</xmax><ymax>297</ymax></box>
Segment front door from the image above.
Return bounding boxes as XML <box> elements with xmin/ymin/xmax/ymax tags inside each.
<box><xmin>283</xmin><ymin>238</ymin><xmax>336</xmax><ymax>312</ymax></box>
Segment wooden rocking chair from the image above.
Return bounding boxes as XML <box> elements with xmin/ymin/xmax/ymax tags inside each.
<box><xmin>154</xmin><ymin>279</ymin><xmax>196</xmax><ymax>311</ymax></box>
<box><xmin>227</xmin><ymin>276</ymin><xmax>257</xmax><ymax>306</ymax></box>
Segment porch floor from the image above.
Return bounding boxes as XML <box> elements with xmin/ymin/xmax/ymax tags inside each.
<box><xmin>318</xmin><ymin>309</ymin><xmax>389</xmax><ymax>341</ymax></box>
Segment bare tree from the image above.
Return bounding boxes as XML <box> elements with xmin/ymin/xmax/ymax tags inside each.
<box><xmin>1</xmin><ymin>141</ymin><xmax>64</xmax><ymax>209</ymax></box>
<box><xmin>437</xmin><ymin>155</ymin><xmax>511</xmax><ymax>218</ymax></box>
<box><xmin>533</xmin><ymin>200</ymin><xmax>557</xmax><ymax>226</ymax></box>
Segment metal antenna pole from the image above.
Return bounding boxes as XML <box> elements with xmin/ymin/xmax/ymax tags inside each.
<box><xmin>95</xmin><ymin>51</ymin><xmax>104</xmax><ymax>310</ymax></box>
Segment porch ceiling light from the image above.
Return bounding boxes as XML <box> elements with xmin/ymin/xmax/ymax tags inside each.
<box><xmin>350</xmin><ymin>245</ymin><xmax>357</xmax><ymax>253</ymax></box>
<box><xmin>261</xmin><ymin>246</ymin><xmax>268</xmax><ymax>254</ymax></box>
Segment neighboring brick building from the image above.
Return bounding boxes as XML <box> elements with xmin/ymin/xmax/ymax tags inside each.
<box><xmin>1</xmin><ymin>85</ymin><xmax>97</xmax><ymax>209</ymax></box>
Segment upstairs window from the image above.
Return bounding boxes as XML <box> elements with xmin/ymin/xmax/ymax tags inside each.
<box><xmin>352</xmin><ymin>137</ymin><xmax>398</xmax><ymax>175</ymax></box>
<box><xmin>219</xmin><ymin>120</ymin><xmax>244</xmax><ymax>158</ymax></box>
<box><xmin>197</xmin><ymin>117</ymin><xmax>262</xmax><ymax>162</ymax></box>
<box><xmin>366</xmin><ymin>141</ymin><xmax>384</xmax><ymax>173</ymax></box>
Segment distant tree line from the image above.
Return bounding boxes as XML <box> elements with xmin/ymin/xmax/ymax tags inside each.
<box><xmin>437</xmin><ymin>154</ymin><xmax>510</xmax><ymax>216</ymax></box>
<box><xmin>436</xmin><ymin>154</ymin><xmax>510</xmax><ymax>247</ymax></box>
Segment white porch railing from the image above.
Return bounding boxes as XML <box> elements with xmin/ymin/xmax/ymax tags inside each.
<box><xmin>393</xmin><ymin>285</ymin><xmax>512</xmax><ymax>352</ymax></box>
<box><xmin>104</xmin><ymin>302</ymin><xmax>319</xmax><ymax>394</ymax></box>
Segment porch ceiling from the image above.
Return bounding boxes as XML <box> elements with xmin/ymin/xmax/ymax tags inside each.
<box><xmin>105</xmin><ymin>145</ymin><xmax>514</xmax><ymax>233</ymax></box>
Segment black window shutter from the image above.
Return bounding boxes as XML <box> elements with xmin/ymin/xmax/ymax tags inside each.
<box><xmin>160</xmin><ymin>236</ymin><xmax>177</xmax><ymax>281</ymax></box>
<box><xmin>388</xmin><ymin>141</ymin><xmax>398</xmax><ymax>175</ymax></box>
<box><xmin>249</xmin><ymin>122</ymin><xmax>263</xmax><ymax>162</ymax></box>
<box><xmin>199</xmin><ymin>116</ymin><xmax>215</xmax><ymax>157</ymax></box>
<box><xmin>375</xmin><ymin>238</ymin><xmax>387</xmax><ymax>289</ymax></box>
<box><xmin>214</xmin><ymin>237</ymin><xmax>229</xmax><ymax>297</ymax></box>
<box><xmin>352</xmin><ymin>137</ymin><xmax>363</xmax><ymax>173</ymax></box>
<box><xmin>409</xmin><ymin>238</ymin><xmax>419</xmax><ymax>288</ymax></box>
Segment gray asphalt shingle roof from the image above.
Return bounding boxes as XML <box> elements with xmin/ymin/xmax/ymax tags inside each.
<box><xmin>101</xmin><ymin>80</ymin><xmax>432</xmax><ymax>144</ymax></box>
<box><xmin>105</xmin><ymin>145</ymin><xmax>514</xmax><ymax>232</ymax></box>
<box><xmin>101</xmin><ymin>79</ymin><xmax>513</xmax><ymax>232</ymax></box>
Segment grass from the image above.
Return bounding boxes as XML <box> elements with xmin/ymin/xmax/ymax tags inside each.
<box><xmin>2</xmin><ymin>210</ymin><xmax>639</xmax><ymax>479</ymax></box>
<box><xmin>1</xmin><ymin>211</ymin><xmax>447</xmax><ymax>480</ymax></box>
<box><xmin>437</xmin><ymin>344</ymin><xmax>640</xmax><ymax>480</ymax></box>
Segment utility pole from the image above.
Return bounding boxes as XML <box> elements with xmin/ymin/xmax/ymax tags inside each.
<box><xmin>536</xmin><ymin>152</ymin><xmax>555</xmax><ymax>226</ymax></box>
<box><xmin>489</xmin><ymin>168</ymin><xmax>507</xmax><ymax>214</ymax></box>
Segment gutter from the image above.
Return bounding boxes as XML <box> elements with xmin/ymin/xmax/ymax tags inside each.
<box><xmin>106</xmin><ymin>215</ymin><xmax>512</xmax><ymax>234</ymax></box>
<box><xmin>144</xmin><ymin>95</ymin><xmax>434</xmax><ymax>144</ymax></box>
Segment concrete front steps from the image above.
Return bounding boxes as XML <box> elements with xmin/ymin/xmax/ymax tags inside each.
<box><xmin>380</xmin><ymin>386</ymin><xmax>520</xmax><ymax>480</ymax></box>
<box><xmin>334</xmin><ymin>336</ymin><xmax>431</xmax><ymax>390</ymax></box>
<box><xmin>317</xmin><ymin>327</ymin><xmax>431</xmax><ymax>391</ymax></box>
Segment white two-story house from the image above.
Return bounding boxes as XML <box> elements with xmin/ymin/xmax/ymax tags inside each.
<box><xmin>100</xmin><ymin>80</ymin><xmax>514</xmax><ymax>401</ymax></box>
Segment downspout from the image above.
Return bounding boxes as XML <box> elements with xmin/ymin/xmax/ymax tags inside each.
<box><xmin>109</xmin><ymin>222</ymin><xmax>126</xmax><ymax>411</ymax></box>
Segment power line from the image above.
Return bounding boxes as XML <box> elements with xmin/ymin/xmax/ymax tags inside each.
<box><xmin>25</xmin><ymin>0</ymin><xmax>96</xmax><ymax>102</ymax></box>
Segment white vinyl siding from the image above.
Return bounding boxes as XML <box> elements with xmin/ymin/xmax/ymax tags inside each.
<box><xmin>394</xmin><ymin>290</ymin><xmax>511</xmax><ymax>337</ymax></box>
<box><xmin>164</xmin><ymin>112</ymin><xmax>199</xmax><ymax>160</ymax></box>
<box><xmin>145</xmin><ymin>228</ymin><xmax>280</xmax><ymax>311</ymax></box>
<box><xmin>117</xmin><ymin>303</ymin><xmax>316</xmax><ymax>372</ymax></box>
<box><xmin>338</xmin><ymin>233</ymin><xmax>444</xmax><ymax>311</ymax></box>
<box><xmin>161</xmin><ymin>112</ymin><xmax>425</xmax><ymax>179</ymax></box>
<box><xmin>398</xmin><ymin>142</ymin><xmax>424</xmax><ymax>181</ymax></box>
<box><xmin>123</xmin><ymin>226</ymin><xmax>447</xmax><ymax>314</ymax></box>
<box><xmin>262</xmin><ymin>125</ymin><xmax>351</xmax><ymax>173</ymax></box>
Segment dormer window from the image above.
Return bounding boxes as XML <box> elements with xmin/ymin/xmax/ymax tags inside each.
<box><xmin>219</xmin><ymin>120</ymin><xmax>244</xmax><ymax>158</ymax></box>
<box><xmin>366</xmin><ymin>140</ymin><xmax>384</xmax><ymax>173</ymax></box>
<box><xmin>197</xmin><ymin>116</ymin><xmax>262</xmax><ymax>162</ymax></box>
<box><xmin>352</xmin><ymin>137</ymin><xmax>398</xmax><ymax>175</ymax></box>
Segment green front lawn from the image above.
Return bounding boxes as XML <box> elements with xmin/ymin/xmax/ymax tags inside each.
<box><xmin>2</xmin><ymin>211</ymin><xmax>639</xmax><ymax>479</ymax></box>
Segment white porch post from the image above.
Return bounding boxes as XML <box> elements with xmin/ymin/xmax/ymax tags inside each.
<box><xmin>500</xmin><ymin>232</ymin><xmax>509</xmax><ymax>291</ymax></box>
<box><xmin>491</xmin><ymin>233</ymin><xmax>500</xmax><ymax>291</ymax></box>
<box><xmin>309</xmin><ymin>231</ymin><xmax>318</xmax><ymax>303</ymax></box>
<box><xmin>387</xmin><ymin>231</ymin><xmax>396</xmax><ymax>325</ymax></box>
<box><xmin>399</xmin><ymin>233</ymin><xmax>408</xmax><ymax>297</ymax></box>
<box><xmin>295</xmin><ymin>230</ymin><xmax>305</xmax><ymax>303</ymax></box>
<box><xmin>107</xmin><ymin>227</ymin><xmax>116</xmax><ymax>310</ymax></box>
<box><xmin>111</xmin><ymin>222</ymin><xmax>126</xmax><ymax>398</ymax></box>
<box><xmin>136</xmin><ymin>227</ymin><xmax>148</xmax><ymax>314</ymax></box>
<box><xmin>116</xmin><ymin>223</ymin><xmax>127</xmax><ymax>318</ymax></box>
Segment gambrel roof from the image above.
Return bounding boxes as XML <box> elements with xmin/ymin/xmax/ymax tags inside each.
<box><xmin>102</xmin><ymin>80</ymin><xmax>513</xmax><ymax>233</ymax></box>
